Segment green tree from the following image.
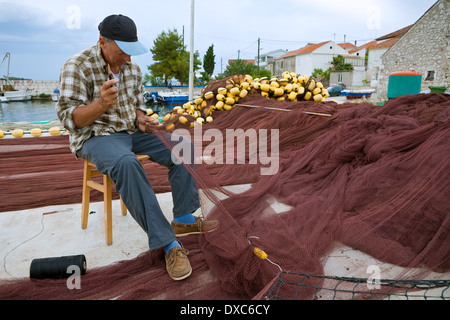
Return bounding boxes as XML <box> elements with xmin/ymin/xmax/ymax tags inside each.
<box><xmin>203</xmin><ymin>44</ymin><xmax>215</xmax><ymax>79</ymax></box>
<box><xmin>311</xmin><ymin>68</ymin><xmax>331</xmax><ymax>86</ymax></box>
<box><xmin>218</xmin><ymin>60</ymin><xmax>271</xmax><ymax>79</ymax></box>
<box><xmin>331</xmin><ymin>55</ymin><xmax>353</xmax><ymax>71</ymax></box>
<box><xmin>148</xmin><ymin>28</ymin><xmax>201</xmax><ymax>86</ymax></box>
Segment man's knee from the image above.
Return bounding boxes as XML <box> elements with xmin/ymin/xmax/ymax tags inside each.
<box><xmin>110</xmin><ymin>154</ymin><xmax>144</xmax><ymax>181</ymax></box>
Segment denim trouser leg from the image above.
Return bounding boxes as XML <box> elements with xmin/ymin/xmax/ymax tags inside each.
<box><xmin>76</xmin><ymin>131</ymin><xmax>200</xmax><ymax>250</ymax></box>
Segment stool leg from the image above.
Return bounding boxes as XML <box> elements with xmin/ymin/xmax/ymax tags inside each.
<box><xmin>81</xmin><ymin>161</ymin><xmax>91</xmax><ymax>230</ymax></box>
<box><xmin>120</xmin><ymin>196</ymin><xmax>128</xmax><ymax>216</ymax></box>
<box><xmin>104</xmin><ymin>175</ymin><xmax>113</xmax><ymax>245</ymax></box>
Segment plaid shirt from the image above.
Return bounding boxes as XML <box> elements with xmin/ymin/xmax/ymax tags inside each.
<box><xmin>56</xmin><ymin>42</ymin><xmax>147</xmax><ymax>154</ymax></box>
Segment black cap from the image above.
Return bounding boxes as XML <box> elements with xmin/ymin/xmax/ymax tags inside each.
<box><xmin>98</xmin><ymin>14</ymin><xmax>147</xmax><ymax>56</ymax></box>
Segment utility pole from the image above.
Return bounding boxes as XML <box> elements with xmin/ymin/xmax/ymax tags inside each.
<box><xmin>188</xmin><ymin>0</ymin><xmax>195</xmax><ymax>101</ymax></box>
<box><xmin>257</xmin><ymin>37</ymin><xmax>260</xmax><ymax>76</ymax></box>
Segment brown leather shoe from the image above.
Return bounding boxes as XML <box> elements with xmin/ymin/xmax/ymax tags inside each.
<box><xmin>171</xmin><ymin>216</ymin><xmax>219</xmax><ymax>237</ymax></box>
<box><xmin>165</xmin><ymin>244</ymin><xmax>192</xmax><ymax>281</ymax></box>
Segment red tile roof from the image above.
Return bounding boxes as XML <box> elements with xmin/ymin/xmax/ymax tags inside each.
<box><xmin>376</xmin><ymin>25</ymin><xmax>413</xmax><ymax>41</ymax></box>
<box><xmin>277</xmin><ymin>41</ymin><xmax>331</xmax><ymax>59</ymax></box>
<box><xmin>366</xmin><ymin>37</ymin><xmax>400</xmax><ymax>50</ymax></box>
<box><xmin>338</xmin><ymin>42</ymin><xmax>357</xmax><ymax>49</ymax></box>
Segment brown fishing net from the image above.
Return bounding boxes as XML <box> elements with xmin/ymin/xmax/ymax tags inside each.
<box><xmin>0</xmin><ymin>74</ymin><xmax>449</xmax><ymax>300</ymax></box>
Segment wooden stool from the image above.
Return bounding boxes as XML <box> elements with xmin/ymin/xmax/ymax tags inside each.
<box><xmin>81</xmin><ymin>154</ymin><xmax>150</xmax><ymax>245</ymax></box>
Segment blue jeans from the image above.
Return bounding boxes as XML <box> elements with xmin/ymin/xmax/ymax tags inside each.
<box><xmin>76</xmin><ymin>131</ymin><xmax>200</xmax><ymax>250</ymax></box>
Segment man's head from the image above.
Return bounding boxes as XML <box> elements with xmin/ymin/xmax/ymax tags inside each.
<box><xmin>98</xmin><ymin>14</ymin><xmax>147</xmax><ymax>67</ymax></box>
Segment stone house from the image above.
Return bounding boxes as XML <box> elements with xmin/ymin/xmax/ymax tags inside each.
<box><xmin>365</xmin><ymin>25</ymin><xmax>412</xmax><ymax>87</ymax></box>
<box><xmin>376</xmin><ymin>0</ymin><xmax>449</xmax><ymax>98</ymax></box>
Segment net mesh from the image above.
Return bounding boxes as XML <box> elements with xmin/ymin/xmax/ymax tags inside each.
<box><xmin>0</xmin><ymin>75</ymin><xmax>449</xmax><ymax>300</ymax></box>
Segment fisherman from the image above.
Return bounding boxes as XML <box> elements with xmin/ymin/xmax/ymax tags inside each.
<box><xmin>56</xmin><ymin>14</ymin><xmax>217</xmax><ymax>281</ymax></box>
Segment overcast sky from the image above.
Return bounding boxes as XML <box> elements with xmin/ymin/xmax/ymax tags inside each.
<box><xmin>0</xmin><ymin>0</ymin><xmax>438</xmax><ymax>80</ymax></box>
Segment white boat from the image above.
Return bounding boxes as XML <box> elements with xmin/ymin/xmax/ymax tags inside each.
<box><xmin>0</xmin><ymin>96</ymin><xmax>7</xmax><ymax>102</ymax></box>
<box><xmin>3</xmin><ymin>90</ymin><xmax>32</xmax><ymax>101</ymax></box>
<box><xmin>52</xmin><ymin>93</ymin><xmax>59</xmax><ymax>102</ymax></box>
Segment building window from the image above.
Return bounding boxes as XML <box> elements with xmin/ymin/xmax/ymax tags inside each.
<box><xmin>338</xmin><ymin>74</ymin><xmax>343</xmax><ymax>82</ymax></box>
<box><xmin>425</xmin><ymin>71</ymin><xmax>435</xmax><ymax>81</ymax></box>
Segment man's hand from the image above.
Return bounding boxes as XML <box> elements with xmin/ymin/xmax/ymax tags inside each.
<box><xmin>98</xmin><ymin>79</ymin><xmax>119</xmax><ymax>110</ymax></box>
<box><xmin>136</xmin><ymin>115</ymin><xmax>160</xmax><ymax>133</ymax></box>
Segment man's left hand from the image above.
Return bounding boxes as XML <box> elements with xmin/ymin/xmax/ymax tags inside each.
<box><xmin>137</xmin><ymin>116</ymin><xmax>160</xmax><ymax>133</ymax></box>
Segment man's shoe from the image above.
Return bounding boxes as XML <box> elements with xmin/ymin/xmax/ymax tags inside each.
<box><xmin>171</xmin><ymin>216</ymin><xmax>219</xmax><ymax>237</ymax></box>
<box><xmin>165</xmin><ymin>244</ymin><xmax>192</xmax><ymax>281</ymax></box>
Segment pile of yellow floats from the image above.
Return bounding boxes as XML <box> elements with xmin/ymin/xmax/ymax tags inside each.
<box><xmin>0</xmin><ymin>127</ymin><xmax>64</xmax><ymax>139</ymax></box>
<box><xmin>157</xmin><ymin>72</ymin><xmax>329</xmax><ymax>129</ymax></box>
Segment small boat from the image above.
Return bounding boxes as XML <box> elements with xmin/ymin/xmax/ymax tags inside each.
<box><xmin>3</xmin><ymin>90</ymin><xmax>32</xmax><ymax>102</ymax></box>
<box><xmin>158</xmin><ymin>90</ymin><xmax>189</xmax><ymax>105</ymax></box>
<box><xmin>0</xmin><ymin>95</ymin><xmax>7</xmax><ymax>102</ymax></box>
<box><xmin>341</xmin><ymin>89</ymin><xmax>375</xmax><ymax>100</ymax></box>
<box><xmin>52</xmin><ymin>88</ymin><xmax>60</xmax><ymax>102</ymax></box>
<box><xmin>144</xmin><ymin>91</ymin><xmax>166</xmax><ymax>105</ymax></box>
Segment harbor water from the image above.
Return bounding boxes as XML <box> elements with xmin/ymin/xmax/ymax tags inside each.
<box><xmin>0</xmin><ymin>100</ymin><xmax>174</xmax><ymax>124</ymax></box>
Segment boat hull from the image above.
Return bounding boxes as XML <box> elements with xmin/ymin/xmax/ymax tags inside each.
<box><xmin>3</xmin><ymin>90</ymin><xmax>32</xmax><ymax>102</ymax></box>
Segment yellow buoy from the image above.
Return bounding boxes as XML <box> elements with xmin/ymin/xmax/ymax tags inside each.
<box><xmin>147</xmin><ymin>108</ymin><xmax>153</xmax><ymax>116</ymax></box>
<box><xmin>218</xmin><ymin>87</ymin><xmax>227</xmax><ymax>95</ymax></box>
<box><xmin>298</xmin><ymin>87</ymin><xmax>305</xmax><ymax>95</ymax></box>
<box><xmin>12</xmin><ymin>129</ymin><xmax>24</xmax><ymax>138</ymax></box>
<box><xmin>0</xmin><ymin>130</ymin><xmax>4</xmax><ymax>138</ymax></box>
<box><xmin>206</xmin><ymin>116</ymin><xmax>213</xmax><ymax>123</ymax></box>
<box><xmin>229</xmin><ymin>87</ymin><xmax>240</xmax><ymax>96</ymax></box>
<box><xmin>165</xmin><ymin>123</ymin><xmax>175</xmax><ymax>130</ymax></box>
<box><xmin>270</xmin><ymin>81</ymin><xmax>280</xmax><ymax>88</ymax></box>
<box><xmin>253</xmin><ymin>248</ymin><xmax>268</xmax><ymax>260</ymax></box>
<box><xmin>313</xmin><ymin>94</ymin><xmax>324</xmax><ymax>101</ymax></box>
<box><xmin>288</xmin><ymin>91</ymin><xmax>297</xmax><ymax>101</ymax></box>
<box><xmin>260</xmin><ymin>83</ymin><xmax>270</xmax><ymax>92</ymax></box>
<box><xmin>312</xmin><ymin>87</ymin><xmax>322</xmax><ymax>95</ymax></box>
<box><xmin>179</xmin><ymin>116</ymin><xmax>188</xmax><ymax>124</ymax></box>
<box><xmin>240</xmin><ymin>82</ymin><xmax>250</xmax><ymax>90</ymax></box>
<box><xmin>239</xmin><ymin>89</ymin><xmax>248</xmax><ymax>99</ymax></box>
<box><xmin>30</xmin><ymin>128</ymin><xmax>42</xmax><ymax>137</ymax></box>
<box><xmin>223</xmin><ymin>104</ymin><xmax>233</xmax><ymax>111</ymax></box>
<box><xmin>204</xmin><ymin>91</ymin><xmax>214</xmax><ymax>100</ymax></box>
<box><xmin>216</xmin><ymin>93</ymin><xmax>226</xmax><ymax>101</ymax></box>
<box><xmin>215</xmin><ymin>101</ymin><xmax>224</xmax><ymax>110</ymax></box>
<box><xmin>285</xmin><ymin>83</ymin><xmax>293</xmax><ymax>93</ymax></box>
<box><xmin>196</xmin><ymin>117</ymin><xmax>205</xmax><ymax>125</ymax></box>
<box><xmin>322</xmin><ymin>89</ymin><xmax>329</xmax><ymax>98</ymax></box>
<box><xmin>273</xmin><ymin>88</ymin><xmax>284</xmax><ymax>97</ymax></box>
<box><xmin>307</xmin><ymin>79</ymin><xmax>316</xmax><ymax>92</ymax></box>
<box><xmin>225</xmin><ymin>97</ymin><xmax>235</xmax><ymax>105</ymax></box>
<box><xmin>49</xmin><ymin>127</ymin><xmax>61</xmax><ymax>136</ymax></box>
<box><xmin>194</xmin><ymin>97</ymin><xmax>203</xmax><ymax>105</ymax></box>
<box><xmin>304</xmin><ymin>91</ymin><xmax>312</xmax><ymax>101</ymax></box>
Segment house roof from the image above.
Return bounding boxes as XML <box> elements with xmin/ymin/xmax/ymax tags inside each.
<box><xmin>348</xmin><ymin>40</ymin><xmax>377</xmax><ymax>54</ymax></box>
<box><xmin>277</xmin><ymin>41</ymin><xmax>331</xmax><ymax>59</ymax></box>
<box><xmin>366</xmin><ymin>37</ymin><xmax>401</xmax><ymax>50</ymax></box>
<box><xmin>338</xmin><ymin>42</ymin><xmax>357</xmax><ymax>50</ymax></box>
<box><xmin>376</xmin><ymin>25</ymin><xmax>413</xmax><ymax>41</ymax></box>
